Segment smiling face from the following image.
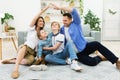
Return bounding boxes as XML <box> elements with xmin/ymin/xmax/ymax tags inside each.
<box><xmin>63</xmin><ymin>16</ymin><xmax>72</xmax><ymax>27</ymax></box>
<box><xmin>37</xmin><ymin>18</ymin><xmax>44</xmax><ymax>27</ymax></box>
<box><xmin>63</xmin><ymin>13</ymin><xmax>72</xmax><ymax>27</ymax></box>
<box><xmin>35</xmin><ymin>17</ymin><xmax>45</xmax><ymax>30</ymax></box>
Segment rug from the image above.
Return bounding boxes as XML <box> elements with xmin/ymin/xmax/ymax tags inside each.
<box><xmin>0</xmin><ymin>61</ymin><xmax>120</xmax><ymax>80</ymax></box>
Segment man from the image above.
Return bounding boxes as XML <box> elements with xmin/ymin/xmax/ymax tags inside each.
<box><xmin>51</xmin><ymin>3</ymin><xmax>120</xmax><ymax>70</ymax></box>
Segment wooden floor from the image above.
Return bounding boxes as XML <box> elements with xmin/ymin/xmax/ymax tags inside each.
<box><xmin>1</xmin><ymin>39</ymin><xmax>120</xmax><ymax>60</ymax></box>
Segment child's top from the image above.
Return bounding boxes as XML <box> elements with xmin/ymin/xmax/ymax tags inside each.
<box><xmin>37</xmin><ymin>32</ymin><xmax>52</xmax><ymax>58</ymax></box>
<box><xmin>52</xmin><ymin>33</ymin><xmax>65</xmax><ymax>54</ymax></box>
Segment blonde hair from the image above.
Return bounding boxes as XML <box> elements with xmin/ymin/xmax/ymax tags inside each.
<box><xmin>51</xmin><ymin>21</ymin><xmax>60</xmax><ymax>30</ymax></box>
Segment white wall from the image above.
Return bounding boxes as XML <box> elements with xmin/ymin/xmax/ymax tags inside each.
<box><xmin>83</xmin><ymin>0</ymin><xmax>103</xmax><ymax>27</ymax></box>
<box><xmin>0</xmin><ymin>0</ymin><xmax>103</xmax><ymax>32</ymax></box>
<box><xmin>0</xmin><ymin>0</ymin><xmax>40</xmax><ymax>32</ymax></box>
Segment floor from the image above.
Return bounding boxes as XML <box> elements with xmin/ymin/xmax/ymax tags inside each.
<box><xmin>0</xmin><ymin>39</ymin><xmax>120</xmax><ymax>80</ymax></box>
<box><xmin>2</xmin><ymin>38</ymin><xmax>18</xmax><ymax>60</ymax></box>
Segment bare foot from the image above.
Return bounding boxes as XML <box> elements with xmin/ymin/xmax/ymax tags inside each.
<box><xmin>97</xmin><ymin>53</ymin><xmax>107</xmax><ymax>61</ymax></box>
<box><xmin>11</xmin><ymin>70</ymin><xmax>19</xmax><ymax>79</ymax></box>
<box><xmin>1</xmin><ymin>58</ymin><xmax>16</xmax><ymax>64</ymax></box>
<box><xmin>116</xmin><ymin>59</ymin><xmax>120</xmax><ymax>70</ymax></box>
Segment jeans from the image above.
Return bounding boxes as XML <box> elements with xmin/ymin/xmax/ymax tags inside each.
<box><xmin>77</xmin><ymin>41</ymin><xmax>118</xmax><ymax>66</ymax></box>
<box><xmin>45</xmin><ymin>41</ymin><xmax>78</xmax><ymax>65</ymax></box>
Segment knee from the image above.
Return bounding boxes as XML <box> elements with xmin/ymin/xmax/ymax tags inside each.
<box><xmin>94</xmin><ymin>41</ymin><xmax>101</xmax><ymax>46</ymax></box>
<box><xmin>45</xmin><ymin>55</ymin><xmax>51</xmax><ymax>62</ymax></box>
<box><xmin>91</xmin><ymin>41</ymin><xmax>102</xmax><ymax>48</ymax></box>
<box><xmin>18</xmin><ymin>45</ymin><xmax>26</xmax><ymax>52</ymax></box>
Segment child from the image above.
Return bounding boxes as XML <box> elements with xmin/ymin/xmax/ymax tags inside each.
<box><xmin>43</xmin><ymin>21</ymin><xmax>82</xmax><ymax>71</ymax></box>
<box><xmin>29</xmin><ymin>30</ymin><xmax>52</xmax><ymax>71</ymax></box>
<box><xmin>36</xmin><ymin>30</ymin><xmax>53</xmax><ymax>64</ymax></box>
<box><xmin>37</xmin><ymin>30</ymin><xmax>52</xmax><ymax>58</ymax></box>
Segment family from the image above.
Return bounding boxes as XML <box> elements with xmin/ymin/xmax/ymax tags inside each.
<box><xmin>1</xmin><ymin>3</ymin><xmax>120</xmax><ymax>79</ymax></box>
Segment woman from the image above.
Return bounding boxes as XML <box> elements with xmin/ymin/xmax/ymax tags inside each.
<box><xmin>1</xmin><ymin>4</ymin><xmax>51</xmax><ymax>79</ymax></box>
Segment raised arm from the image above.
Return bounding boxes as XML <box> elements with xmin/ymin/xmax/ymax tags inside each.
<box><xmin>29</xmin><ymin>4</ymin><xmax>51</xmax><ymax>27</ymax></box>
<box><xmin>51</xmin><ymin>3</ymin><xmax>81</xmax><ymax>24</ymax></box>
<box><xmin>50</xmin><ymin>3</ymin><xmax>72</xmax><ymax>13</ymax></box>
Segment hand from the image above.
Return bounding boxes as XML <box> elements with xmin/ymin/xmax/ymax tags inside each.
<box><xmin>50</xmin><ymin>3</ymin><xmax>61</xmax><ymax>10</ymax></box>
<box><xmin>48</xmin><ymin>3</ymin><xmax>53</xmax><ymax>8</ymax></box>
<box><xmin>43</xmin><ymin>47</ymin><xmax>46</xmax><ymax>50</ymax></box>
<box><xmin>37</xmin><ymin>57</ymin><xmax>41</xmax><ymax>61</ymax></box>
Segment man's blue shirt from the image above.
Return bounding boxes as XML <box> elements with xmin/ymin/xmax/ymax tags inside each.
<box><xmin>60</xmin><ymin>8</ymin><xmax>87</xmax><ymax>52</ymax></box>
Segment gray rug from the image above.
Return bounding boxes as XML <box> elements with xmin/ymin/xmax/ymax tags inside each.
<box><xmin>0</xmin><ymin>61</ymin><xmax>120</xmax><ymax>80</ymax></box>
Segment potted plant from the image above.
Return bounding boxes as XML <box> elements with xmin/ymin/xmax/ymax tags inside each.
<box><xmin>1</xmin><ymin>13</ymin><xmax>14</xmax><ymax>32</ymax></box>
<box><xmin>8</xmin><ymin>26</ymin><xmax>15</xmax><ymax>31</ymax></box>
<box><xmin>83</xmin><ymin>10</ymin><xmax>101</xmax><ymax>31</ymax></box>
<box><xmin>7</xmin><ymin>26</ymin><xmax>15</xmax><ymax>36</ymax></box>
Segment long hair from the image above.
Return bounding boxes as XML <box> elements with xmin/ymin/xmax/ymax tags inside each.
<box><xmin>37</xmin><ymin>30</ymin><xmax>42</xmax><ymax>40</ymax></box>
<box><xmin>36</xmin><ymin>29</ymin><xmax>43</xmax><ymax>40</ymax></box>
<box><xmin>35</xmin><ymin>16</ymin><xmax>45</xmax><ymax>30</ymax></box>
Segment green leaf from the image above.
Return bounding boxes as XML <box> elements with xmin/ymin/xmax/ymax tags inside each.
<box><xmin>1</xmin><ymin>13</ymin><xmax>14</xmax><ymax>25</ymax></box>
<box><xmin>83</xmin><ymin>10</ymin><xmax>101</xmax><ymax>31</ymax></box>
